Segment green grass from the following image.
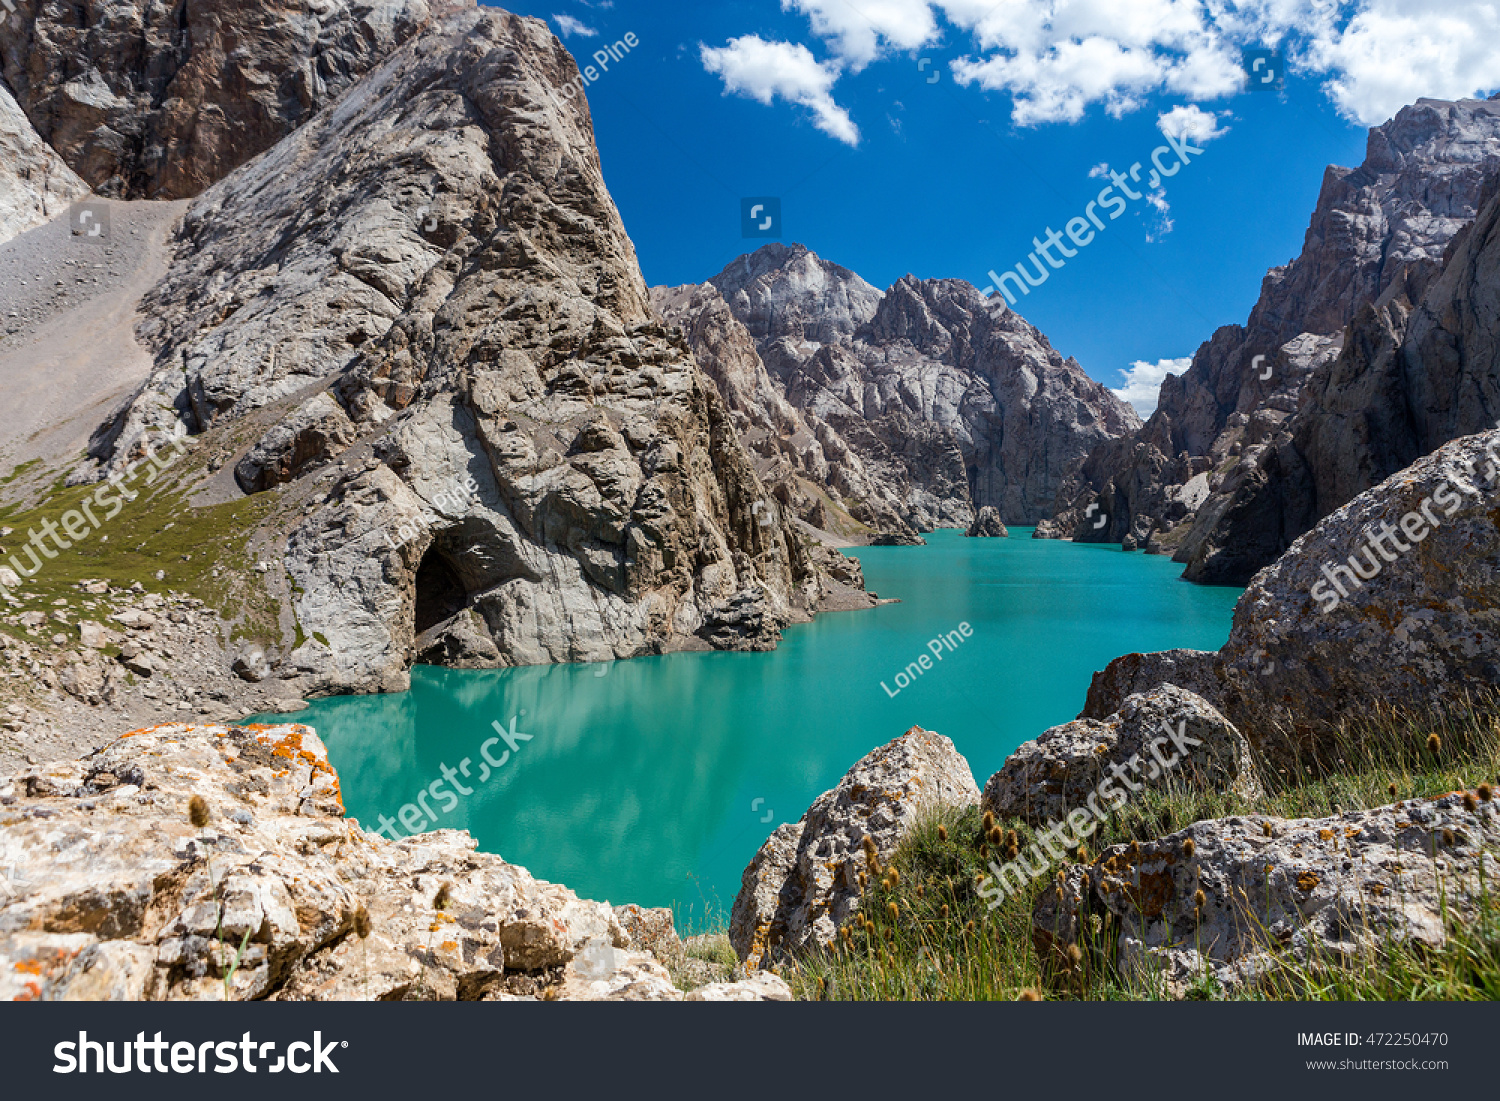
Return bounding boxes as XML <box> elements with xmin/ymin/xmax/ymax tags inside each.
<box><xmin>0</xmin><ymin>449</ymin><xmax>285</xmax><ymax>650</ymax></box>
<box><xmin>789</xmin><ymin>694</ymin><xmax>1500</xmax><ymax>1001</ymax></box>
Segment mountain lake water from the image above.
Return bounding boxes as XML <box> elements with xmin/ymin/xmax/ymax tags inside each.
<box><xmin>255</xmin><ymin>528</ymin><xmax>1243</xmax><ymax>931</ymax></box>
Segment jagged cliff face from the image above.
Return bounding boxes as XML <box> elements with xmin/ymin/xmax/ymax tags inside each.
<box><xmin>0</xmin><ymin>0</ymin><xmax>457</xmax><ymax>200</ymax></box>
<box><xmin>0</xmin><ymin>83</ymin><xmax>88</xmax><ymax>244</ymax></box>
<box><xmin>664</xmin><ymin>244</ymin><xmax>1139</xmax><ymax>530</ymax></box>
<box><xmin>91</xmin><ymin>9</ymin><xmax>849</xmax><ymax>692</ymax></box>
<box><xmin>652</xmin><ymin>282</ymin><xmax>925</xmax><ymax>542</ymax></box>
<box><xmin>1046</xmin><ymin>97</ymin><xmax>1500</xmax><ymax>580</ymax></box>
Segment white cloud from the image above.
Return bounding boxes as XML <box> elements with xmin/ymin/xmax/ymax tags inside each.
<box><xmin>782</xmin><ymin>0</ymin><xmax>941</xmax><ymax>71</ymax></box>
<box><xmin>1111</xmin><ymin>356</ymin><xmax>1192</xmax><ymax>415</ymax></box>
<box><xmin>1157</xmin><ymin>103</ymin><xmax>1230</xmax><ymax>143</ymax></box>
<box><xmin>705</xmin><ymin>1</ymin><xmax>1500</xmax><ymax>143</ymax></box>
<box><xmin>701</xmin><ymin>36</ymin><xmax>861</xmax><ymax>145</ymax></box>
<box><xmin>1142</xmin><ymin>188</ymin><xmax>1174</xmax><ymax>241</ymax></box>
<box><xmin>1306</xmin><ymin>1</ymin><xmax>1500</xmax><ymax>124</ymax></box>
<box><xmin>552</xmin><ymin>13</ymin><xmax>597</xmax><ymax>38</ymax></box>
<box><xmin>1088</xmin><ymin>162</ymin><xmax>1110</xmax><ymax>178</ymax></box>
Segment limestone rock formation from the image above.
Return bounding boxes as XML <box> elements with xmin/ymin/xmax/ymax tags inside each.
<box><xmin>0</xmin><ymin>83</ymin><xmax>88</xmax><ymax>246</ymax></box>
<box><xmin>982</xmin><ymin>685</ymin><xmax>1259</xmax><ymax>828</ymax></box>
<box><xmin>0</xmin><ymin>0</ymin><xmax>460</xmax><ymax>200</ymax></box>
<box><xmin>1215</xmin><ymin>429</ymin><xmax>1500</xmax><ymax>766</ymax></box>
<box><xmin>0</xmin><ymin>722</ymin><xmax>789</xmax><ymax>1001</ymax></box>
<box><xmin>89</xmin><ymin>9</ymin><xmax>853</xmax><ymax>692</ymax></box>
<box><xmin>677</xmin><ymin>243</ymin><xmax>1139</xmax><ymax>530</ymax></box>
<box><xmin>1033</xmin><ymin>790</ymin><xmax>1499</xmax><ymax>997</ymax></box>
<box><xmin>729</xmin><ymin>726</ymin><xmax>980</xmax><ymax>967</ymax></box>
<box><xmin>965</xmin><ymin>506</ymin><xmax>1008</xmax><ymax>538</ymax></box>
<box><xmin>1079</xmin><ymin>649</ymin><xmax>1224</xmax><ymax>720</ymax></box>
<box><xmin>651</xmin><ymin>281</ymin><xmax>922</xmax><ymax>543</ymax></box>
<box><xmin>1047</xmin><ymin>97</ymin><xmax>1500</xmax><ymax>581</ymax></box>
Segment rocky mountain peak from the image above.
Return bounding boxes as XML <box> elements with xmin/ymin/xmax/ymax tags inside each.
<box><xmin>708</xmin><ymin>242</ymin><xmax>883</xmax><ymax>346</ymax></box>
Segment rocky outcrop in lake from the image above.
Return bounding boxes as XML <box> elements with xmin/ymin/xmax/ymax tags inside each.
<box><xmin>965</xmin><ymin>506</ymin><xmax>1008</xmax><ymax>538</ymax></box>
<box><xmin>1045</xmin><ymin>97</ymin><xmax>1500</xmax><ymax>582</ymax></box>
<box><xmin>0</xmin><ymin>722</ymin><xmax>788</xmax><ymax>1001</ymax></box>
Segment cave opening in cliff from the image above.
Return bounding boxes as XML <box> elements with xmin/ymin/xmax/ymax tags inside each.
<box><xmin>414</xmin><ymin>547</ymin><xmax>468</xmax><ymax>635</ymax></box>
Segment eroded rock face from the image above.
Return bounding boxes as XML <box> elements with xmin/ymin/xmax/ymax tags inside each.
<box><xmin>0</xmin><ymin>0</ymin><xmax>459</xmax><ymax>199</ymax></box>
<box><xmin>1217</xmin><ymin>429</ymin><xmax>1500</xmax><ymax>766</ymax></box>
<box><xmin>699</xmin><ymin>244</ymin><xmax>1139</xmax><ymax>528</ymax></box>
<box><xmin>96</xmin><ymin>10</ymin><xmax>846</xmax><ymax>690</ymax></box>
<box><xmin>0</xmin><ymin>722</ymin><xmax>791</xmax><ymax>1002</ymax></box>
<box><xmin>1048</xmin><ymin>97</ymin><xmax>1500</xmax><ymax>580</ymax></box>
<box><xmin>982</xmin><ymin>685</ymin><xmax>1259</xmax><ymax>828</ymax></box>
<box><xmin>0</xmin><ymin>82</ymin><xmax>89</xmax><ymax>246</ymax></box>
<box><xmin>965</xmin><ymin>506</ymin><xmax>1008</xmax><ymax>538</ymax></box>
<box><xmin>729</xmin><ymin>726</ymin><xmax>979</xmax><ymax>967</ymax></box>
<box><xmin>652</xmin><ymin>281</ymin><xmax>922</xmax><ymax>543</ymax></box>
<box><xmin>1033</xmin><ymin>791</ymin><xmax>1500</xmax><ymax>997</ymax></box>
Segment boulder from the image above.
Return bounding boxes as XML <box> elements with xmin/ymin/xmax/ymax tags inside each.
<box><xmin>1079</xmin><ymin>649</ymin><xmax>1224</xmax><ymax>720</ymax></box>
<box><xmin>965</xmin><ymin>506</ymin><xmax>1009</xmax><ymax>538</ymax></box>
<box><xmin>1033</xmin><ymin>790</ymin><xmax>1500</xmax><ymax>997</ymax></box>
<box><xmin>984</xmin><ymin>685</ymin><xmax>1261</xmax><ymax>828</ymax></box>
<box><xmin>729</xmin><ymin>726</ymin><xmax>979</xmax><ymax>967</ymax></box>
<box><xmin>1218</xmin><ymin>429</ymin><xmax>1500</xmax><ymax>767</ymax></box>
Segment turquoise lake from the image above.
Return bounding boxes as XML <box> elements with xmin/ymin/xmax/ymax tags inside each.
<box><xmin>258</xmin><ymin>529</ymin><xmax>1242</xmax><ymax>930</ymax></box>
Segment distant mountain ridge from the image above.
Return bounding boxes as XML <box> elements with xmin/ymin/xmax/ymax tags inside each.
<box><xmin>655</xmin><ymin>242</ymin><xmax>1140</xmax><ymax>539</ymax></box>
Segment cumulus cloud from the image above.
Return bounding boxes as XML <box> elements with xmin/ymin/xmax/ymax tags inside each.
<box><xmin>1088</xmin><ymin>162</ymin><xmax>1111</xmax><ymax>178</ymax></box>
<box><xmin>782</xmin><ymin>0</ymin><xmax>940</xmax><ymax>72</ymax></box>
<box><xmin>701</xmin><ymin>36</ymin><xmax>860</xmax><ymax>145</ymax></box>
<box><xmin>552</xmin><ymin>13</ymin><xmax>597</xmax><ymax>38</ymax></box>
<box><xmin>1111</xmin><ymin>357</ymin><xmax>1192</xmax><ymax>416</ymax></box>
<box><xmin>704</xmin><ymin>1</ymin><xmax>1500</xmax><ymax>142</ymax></box>
<box><xmin>1157</xmin><ymin>103</ymin><xmax>1230</xmax><ymax>143</ymax></box>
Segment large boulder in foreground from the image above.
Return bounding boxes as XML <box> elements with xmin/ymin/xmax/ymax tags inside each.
<box><xmin>729</xmin><ymin>727</ymin><xmax>979</xmax><ymax>967</ymax></box>
<box><xmin>0</xmin><ymin>723</ymin><xmax>781</xmax><ymax>1001</ymax></box>
<box><xmin>1033</xmin><ymin>790</ymin><xmax>1500</xmax><ymax>997</ymax></box>
<box><xmin>1219</xmin><ymin>429</ymin><xmax>1500</xmax><ymax>767</ymax></box>
<box><xmin>983</xmin><ymin>685</ymin><xmax>1260</xmax><ymax>827</ymax></box>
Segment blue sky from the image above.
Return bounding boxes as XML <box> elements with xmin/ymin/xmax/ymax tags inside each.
<box><xmin>486</xmin><ymin>1</ymin><xmax>1498</xmax><ymax>409</ymax></box>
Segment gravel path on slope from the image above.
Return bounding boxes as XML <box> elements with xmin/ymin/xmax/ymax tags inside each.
<box><xmin>0</xmin><ymin>200</ymin><xmax>189</xmax><ymax>476</ymax></box>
